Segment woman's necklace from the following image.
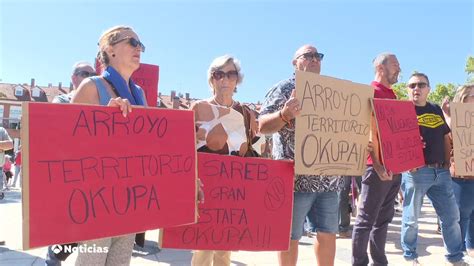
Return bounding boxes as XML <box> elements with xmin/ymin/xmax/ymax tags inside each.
<box><xmin>212</xmin><ymin>98</ymin><xmax>234</xmax><ymax>108</ymax></box>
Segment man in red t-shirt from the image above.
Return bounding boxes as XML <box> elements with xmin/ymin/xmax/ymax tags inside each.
<box><xmin>352</xmin><ymin>53</ymin><xmax>402</xmax><ymax>266</ymax></box>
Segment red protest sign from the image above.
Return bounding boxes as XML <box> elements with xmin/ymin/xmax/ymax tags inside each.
<box><xmin>131</xmin><ymin>63</ymin><xmax>159</xmax><ymax>107</ymax></box>
<box><xmin>161</xmin><ymin>153</ymin><xmax>294</xmax><ymax>251</ymax></box>
<box><xmin>21</xmin><ymin>103</ymin><xmax>196</xmax><ymax>250</ymax></box>
<box><xmin>371</xmin><ymin>99</ymin><xmax>425</xmax><ymax>173</ymax></box>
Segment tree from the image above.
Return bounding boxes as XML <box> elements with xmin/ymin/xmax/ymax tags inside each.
<box><xmin>466</xmin><ymin>56</ymin><xmax>474</xmax><ymax>83</ymax></box>
<box><xmin>392</xmin><ymin>82</ymin><xmax>408</xmax><ymax>100</ymax></box>
<box><xmin>427</xmin><ymin>83</ymin><xmax>457</xmax><ymax>104</ymax></box>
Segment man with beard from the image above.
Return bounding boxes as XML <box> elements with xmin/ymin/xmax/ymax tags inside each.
<box><xmin>352</xmin><ymin>53</ymin><xmax>402</xmax><ymax>266</ymax></box>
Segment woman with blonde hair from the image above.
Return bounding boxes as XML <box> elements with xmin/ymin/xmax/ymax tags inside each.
<box><xmin>191</xmin><ymin>55</ymin><xmax>258</xmax><ymax>266</ymax></box>
<box><xmin>72</xmin><ymin>25</ymin><xmax>146</xmax><ymax>266</ymax></box>
<box><xmin>442</xmin><ymin>84</ymin><xmax>474</xmax><ymax>258</ymax></box>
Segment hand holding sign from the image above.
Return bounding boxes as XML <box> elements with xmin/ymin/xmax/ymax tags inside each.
<box><xmin>281</xmin><ymin>89</ymin><xmax>300</xmax><ymax>121</ymax></box>
<box><xmin>107</xmin><ymin>97</ymin><xmax>132</xmax><ymax>117</ymax></box>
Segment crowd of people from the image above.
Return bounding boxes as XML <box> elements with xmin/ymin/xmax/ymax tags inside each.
<box><xmin>1</xmin><ymin>24</ymin><xmax>473</xmax><ymax>266</ymax></box>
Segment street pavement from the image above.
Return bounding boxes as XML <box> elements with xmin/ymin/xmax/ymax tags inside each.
<box><xmin>0</xmin><ymin>188</ymin><xmax>469</xmax><ymax>265</ymax></box>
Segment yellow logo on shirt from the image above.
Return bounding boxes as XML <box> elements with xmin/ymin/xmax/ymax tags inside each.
<box><xmin>417</xmin><ymin>113</ymin><xmax>445</xmax><ymax>128</ymax></box>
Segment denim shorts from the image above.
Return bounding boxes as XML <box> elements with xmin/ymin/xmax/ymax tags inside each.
<box><xmin>291</xmin><ymin>191</ymin><xmax>339</xmax><ymax>240</ymax></box>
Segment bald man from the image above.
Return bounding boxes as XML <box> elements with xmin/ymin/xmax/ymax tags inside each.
<box><xmin>259</xmin><ymin>45</ymin><xmax>343</xmax><ymax>266</ymax></box>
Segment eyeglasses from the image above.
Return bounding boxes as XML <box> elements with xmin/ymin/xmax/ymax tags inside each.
<box><xmin>75</xmin><ymin>71</ymin><xmax>95</xmax><ymax>78</ymax></box>
<box><xmin>212</xmin><ymin>70</ymin><xmax>239</xmax><ymax>81</ymax></box>
<box><xmin>112</xmin><ymin>37</ymin><xmax>146</xmax><ymax>52</ymax></box>
<box><xmin>407</xmin><ymin>82</ymin><xmax>428</xmax><ymax>89</ymax></box>
<box><xmin>297</xmin><ymin>52</ymin><xmax>324</xmax><ymax>61</ymax></box>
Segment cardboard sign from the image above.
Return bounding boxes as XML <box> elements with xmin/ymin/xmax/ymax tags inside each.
<box><xmin>371</xmin><ymin>99</ymin><xmax>425</xmax><ymax>173</ymax></box>
<box><xmin>451</xmin><ymin>103</ymin><xmax>474</xmax><ymax>176</ymax></box>
<box><xmin>161</xmin><ymin>153</ymin><xmax>294</xmax><ymax>251</ymax></box>
<box><xmin>94</xmin><ymin>59</ymin><xmax>159</xmax><ymax>107</ymax></box>
<box><xmin>21</xmin><ymin>103</ymin><xmax>196</xmax><ymax>249</ymax></box>
<box><xmin>131</xmin><ymin>63</ymin><xmax>159</xmax><ymax>107</ymax></box>
<box><xmin>295</xmin><ymin>71</ymin><xmax>373</xmax><ymax>176</ymax></box>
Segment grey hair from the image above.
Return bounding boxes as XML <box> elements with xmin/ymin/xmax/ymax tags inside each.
<box><xmin>72</xmin><ymin>61</ymin><xmax>94</xmax><ymax>75</ymax></box>
<box><xmin>207</xmin><ymin>55</ymin><xmax>244</xmax><ymax>92</ymax></box>
<box><xmin>372</xmin><ymin>52</ymin><xmax>396</xmax><ymax>69</ymax></box>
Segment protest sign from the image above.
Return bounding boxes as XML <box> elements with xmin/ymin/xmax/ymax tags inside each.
<box><xmin>161</xmin><ymin>153</ymin><xmax>294</xmax><ymax>251</ymax></box>
<box><xmin>131</xmin><ymin>63</ymin><xmax>159</xmax><ymax>107</ymax></box>
<box><xmin>451</xmin><ymin>103</ymin><xmax>474</xmax><ymax>176</ymax></box>
<box><xmin>371</xmin><ymin>99</ymin><xmax>425</xmax><ymax>173</ymax></box>
<box><xmin>21</xmin><ymin>103</ymin><xmax>196</xmax><ymax>249</ymax></box>
<box><xmin>295</xmin><ymin>70</ymin><xmax>373</xmax><ymax>176</ymax></box>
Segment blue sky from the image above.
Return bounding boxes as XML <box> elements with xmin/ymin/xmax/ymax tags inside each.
<box><xmin>1</xmin><ymin>0</ymin><xmax>473</xmax><ymax>103</ymax></box>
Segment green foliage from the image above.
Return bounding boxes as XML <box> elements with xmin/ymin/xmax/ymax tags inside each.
<box><xmin>466</xmin><ymin>56</ymin><xmax>474</xmax><ymax>83</ymax></box>
<box><xmin>391</xmin><ymin>82</ymin><xmax>408</xmax><ymax>100</ymax></box>
<box><xmin>427</xmin><ymin>83</ymin><xmax>457</xmax><ymax>105</ymax></box>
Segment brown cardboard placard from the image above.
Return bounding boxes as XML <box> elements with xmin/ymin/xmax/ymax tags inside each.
<box><xmin>294</xmin><ymin>70</ymin><xmax>373</xmax><ymax>176</ymax></box>
<box><xmin>451</xmin><ymin>103</ymin><xmax>474</xmax><ymax>176</ymax></box>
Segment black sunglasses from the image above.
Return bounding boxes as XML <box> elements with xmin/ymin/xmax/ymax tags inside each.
<box><xmin>212</xmin><ymin>70</ymin><xmax>239</xmax><ymax>81</ymax></box>
<box><xmin>112</xmin><ymin>37</ymin><xmax>146</xmax><ymax>52</ymax></box>
<box><xmin>407</xmin><ymin>82</ymin><xmax>428</xmax><ymax>89</ymax></box>
<box><xmin>75</xmin><ymin>70</ymin><xmax>95</xmax><ymax>78</ymax></box>
<box><xmin>297</xmin><ymin>52</ymin><xmax>324</xmax><ymax>61</ymax></box>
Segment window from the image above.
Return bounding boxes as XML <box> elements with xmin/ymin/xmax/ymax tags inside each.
<box><xmin>14</xmin><ymin>86</ymin><xmax>24</xmax><ymax>96</ymax></box>
<box><xmin>32</xmin><ymin>87</ymin><xmax>41</xmax><ymax>97</ymax></box>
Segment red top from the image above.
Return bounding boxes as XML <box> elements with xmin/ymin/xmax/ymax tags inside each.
<box><xmin>367</xmin><ymin>81</ymin><xmax>397</xmax><ymax>165</ymax></box>
<box><xmin>15</xmin><ymin>151</ymin><xmax>21</xmax><ymax>165</ymax></box>
<box><xmin>3</xmin><ymin>157</ymin><xmax>12</xmax><ymax>171</ymax></box>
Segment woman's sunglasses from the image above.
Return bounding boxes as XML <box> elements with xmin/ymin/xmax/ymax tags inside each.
<box><xmin>112</xmin><ymin>37</ymin><xmax>146</xmax><ymax>52</ymax></box>
<box><xmin>212</xmin><ymin>70</ymin><xmax>239</xmax><ymax>81</ymax></box>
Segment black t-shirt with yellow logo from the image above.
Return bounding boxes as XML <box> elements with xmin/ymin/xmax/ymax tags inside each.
<box><xmin>416</xmin><ymin>102</ymin><xmax>450</xmax><ymax>164</ymax></box>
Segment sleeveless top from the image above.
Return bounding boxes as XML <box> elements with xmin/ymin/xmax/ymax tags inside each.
<box><xmin>90</xmin><ymin>76</ymin><xmax>147</xmax><ymax>106</ymax></box>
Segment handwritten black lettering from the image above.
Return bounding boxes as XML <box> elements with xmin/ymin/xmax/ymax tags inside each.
<box><xmin>72</xmin><ymin>110</ymin><xmax>168</xmax><ymax>138</ymax></box>
<box><xmin>38</xmin><ymin>154</ymin><xmax>193</xmax><ymax>184</ymax></box>
<box><xmin>180</xmin><ymin>225</ymin><xmax>270</xmax><ymax>247</ymax></box>
<box><xmin>301</xmin><ymin>114</ymin><xmax>369</xmax><ymax>135</ymax></box>
<box><xmin>300</xmin><ymin>81</ymin><xmax>362</xmax><ymax>116</ymax></box>
<box><xmin>264</xmin><ymin>178</ymin><xmax>285</xmax><ymax>210</ymax></box>
<box><xmin>455</xmin><ymin>109</ymin><xmax>474</xmax><ymax>128</ymax></box>
<box><xmin>198</xmin><ymin>208</ymin><xmax>248</xmax><ymax>225</ymax></box>
<box><xmin>301</xmin><ymin>134</ymin><xmax>362</xmax><ymax>168</ymax></box>
<box><xmin>210</xmin><ymin>186</ymin><xmax>246</xmax><ymax>201</ymax></box>
<box><xmin>67</xmin><ymin>184</ymin><xmax>160</xmax><ymax>224</ymax></box>
<box><xmin>204</xmin><ymin>160</ymin><xmax>269</xmax><ymax>181</ymax></box>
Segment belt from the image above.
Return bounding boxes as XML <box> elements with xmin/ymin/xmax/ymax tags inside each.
<box><xmin>425</xmin><ymin>163</ymin><xmax>447</xmax><ymax>169</ymax></box>
<box><xmin>453</xmin><ymin>176</ymin><xmax>474</xmax><ymax>180</ymax></box>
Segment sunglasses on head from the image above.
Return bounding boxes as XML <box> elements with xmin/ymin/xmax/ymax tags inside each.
<box><xmin>297</xmin><ymin>52</ymin><xmax>324</xmax><ymax>61</ymax></box>
<box><xmin>212</xmin><ymin>70</ymin><xmax>239</xmax><ymax>81</ymax></box>
<box><xmin>112</xmin><ymin>37</ymin><xmax>146</xmax><ymax>52</ymax></box>
<box><xmin>407</xmin><ymin>82</ymin><xmax>428</xmax><ymax>89</ymax></box>
<box><xmin>75</xmin><ymin>70</ymin><xmax>95</xmax><ymax>78</ymax></box>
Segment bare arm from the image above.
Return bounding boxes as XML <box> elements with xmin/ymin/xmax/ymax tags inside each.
<box><xmin>0</xmin><ymin>128</ymin><xmax>13</xmax><ymax>151</ymax></box>
<box><xmin>258</xmin><ymin>111</ymin><xmax>288</xmax><ymax>134</ymax></box>
<box><xmin>441</xmin><ymin>97</ymin><xmax>451</xmax><ymax>127</ymax></box>
<box><xmin>71</xmin><ymin>77</ymin><xmax>132</xmax><ymax>117</ymax></box>
<box><xmin>259</xmin><ymin>89</ymin><xmax>300</xmax><ymax>134</ymax></box>
<box><xmin>0</xmin><ymin>140</ymin><xmax>13</xmax><ymax>151</ymax></box>
<box><xmin>71</xmin><ymin>78</ymin><xmax>100</xmax><ymax>105</ymax></box>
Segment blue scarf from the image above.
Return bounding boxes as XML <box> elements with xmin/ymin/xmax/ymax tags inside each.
<box><xmin>102</xmin><ymin>66</ymin><xmax>145</xmax><ymax>106</ymax></box>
